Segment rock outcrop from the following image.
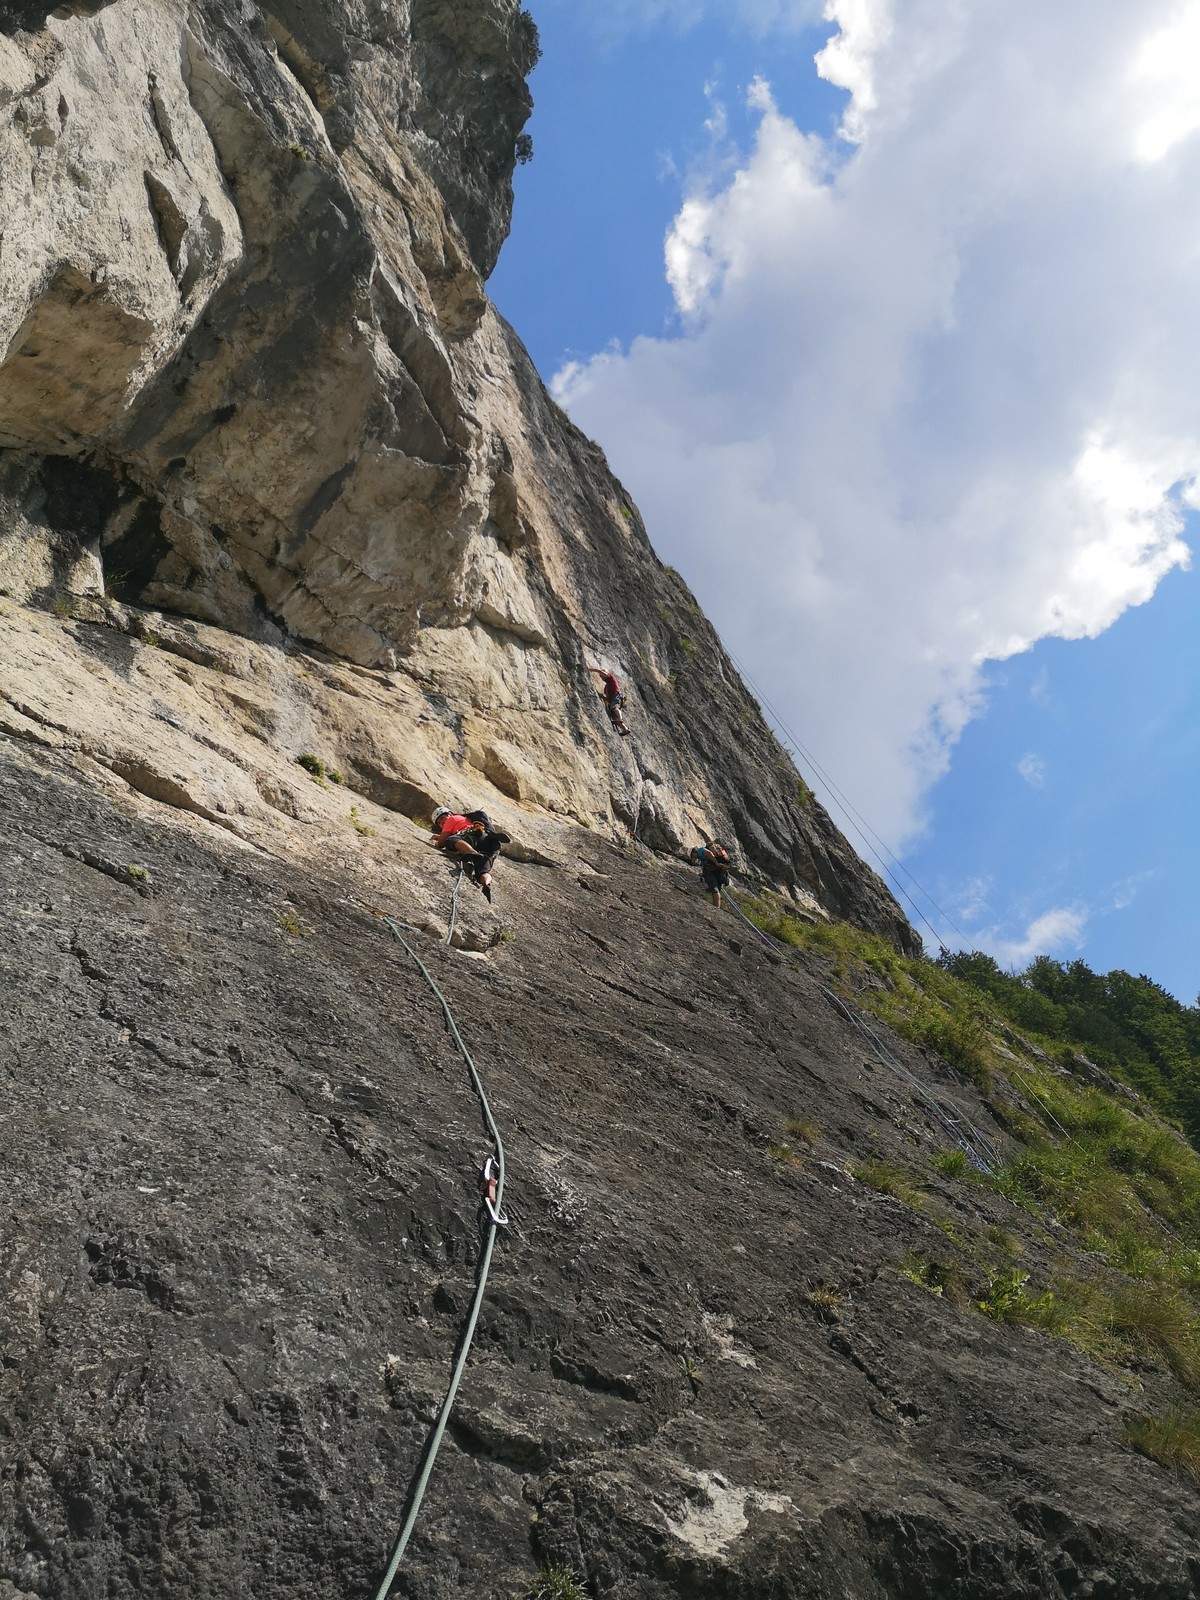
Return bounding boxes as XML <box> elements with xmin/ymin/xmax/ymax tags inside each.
<box><xmin>8</xmin><ymin>5</ymin><xmax>1196</xmax><ymax>1600</ymax></box>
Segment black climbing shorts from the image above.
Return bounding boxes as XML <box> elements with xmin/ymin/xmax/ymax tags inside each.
<box><xmin>701</xmin><ymin>863</ymin><xmax>729</xmax><ymax>892</ymax></box>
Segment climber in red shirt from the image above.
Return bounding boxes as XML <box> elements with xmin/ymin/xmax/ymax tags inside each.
<box><xmin>589</xmin><ymin>666</ymin><xmax>630</xmax><ymax>736</ymax></box>
<box><xmin>428</xmin><ymin>808</ymin><xmax>508</xmax><ymax>902</ymax></box>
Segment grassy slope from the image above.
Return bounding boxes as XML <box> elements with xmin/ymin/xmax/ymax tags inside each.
<box><xmin>741</xmin><ymin>893</ymin><xmax>1200</xmax><ymax>1486</ymax></box>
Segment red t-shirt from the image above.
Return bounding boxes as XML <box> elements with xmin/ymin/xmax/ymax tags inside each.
<box><xmin>438</xmin><ymin>814</ymin><xmax>472</xmax><ymax>837</ymax></box>
<box><xmin>600</xmin><ymin>672</ymin><xmax>620</xmax><ymax>698</ymax></box>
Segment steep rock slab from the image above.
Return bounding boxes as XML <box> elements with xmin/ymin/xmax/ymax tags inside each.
<box><xmin>2</xmin><ymin>735</ymin><xmax>1199</xmax><ymax>1598</ymax></box>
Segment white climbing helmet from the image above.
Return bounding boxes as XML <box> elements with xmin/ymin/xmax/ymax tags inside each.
<box><xmin>432</xmin><ymin>806</ymin><xmax>451</xmax><ymax>825</ymax></box>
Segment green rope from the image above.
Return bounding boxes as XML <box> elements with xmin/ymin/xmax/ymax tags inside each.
<box><xmin>374</xmin><ymin>917</ymin><xmax>508</xmax><ymax>1599</ymax></box>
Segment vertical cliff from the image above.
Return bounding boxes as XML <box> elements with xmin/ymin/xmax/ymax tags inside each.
<box><xmin>0</xmin><ymin>0</ymin><xmax>910</xmax><ymax>940</ymax></box>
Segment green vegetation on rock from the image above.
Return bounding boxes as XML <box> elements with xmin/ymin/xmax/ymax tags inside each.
<box><xmin>1125</xmin><ymin>1408</ymin><xmax>1200</xmax><ymax>1484</ymax></box>
<box><xmin>528</xmin><ymin>1564</ymin><xmax>587</xmax><ymax>1600</ymax></box>
<box><xmin>940</xmin><ymin>948</ymin><xmax>1200</xmax><ymax>1145</ymax></box>
<box><xmin>296</xmin><ymin>753</ymin><xmax>344</xmax><ymax>787</ymax></box>
<box><xmin>747</xmin><ymin>891</ymin><xmax>1200</xmax><ymax>1415</ymax></box>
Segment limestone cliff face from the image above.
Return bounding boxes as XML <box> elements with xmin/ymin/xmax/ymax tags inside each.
<box><xmin>0</xmin><ymin>0</ymin><xmax>910</xmax><ymax>941</ymax></box>
<box><xmin>6</xmin><ymin>10</ymin><xmax>1200</xmax><ymax>1600</ymax></box>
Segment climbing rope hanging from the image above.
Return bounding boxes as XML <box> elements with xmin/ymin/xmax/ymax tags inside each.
<box><xmin>722</xmin><ymin>887</ymin><xmax>997</xmax><ymax>1171</ymax></box>
<box><xmin>725</xmin><ymin>888</ymin><xmax>787</xmax><ymax>954</ymax></box>
<box><xmin>374</xmin><ymin>917</ymin><xmax>509</xmax><ymax>1600</ymax></box>
<box><xmin>1005</xmin><ymin>1062</ymin><xmax>1081</xmax><ymax>1151</ymax></box>
<box><xmin>822</xmin><ymin>985</ymin><xmax>999</xmax><ymax>1173</ymax></box>
<box><xmin>630</xmin><ymin>772</ymin><xmax>646</xmax><ymax>846</ymax></box>
<box><xmin>723</xmin><ymin>644</ymin><xmax>974</xmax><ymax>954</ymax></box>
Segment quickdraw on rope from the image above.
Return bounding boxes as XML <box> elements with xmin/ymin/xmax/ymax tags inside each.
<box><xmin>374</xmin><ymin>917</ymin><xmax>509</xmax><ymax>1600</ymax></box>
<box><xmin>445</xmin><ymin>862</ymin><xmax>464</xmax><ymax>947</ymax></box>
<box><xmin>481</xmin><ymin>1155</ymin><xmax>509</xmax><ymax>1226</ymax></box>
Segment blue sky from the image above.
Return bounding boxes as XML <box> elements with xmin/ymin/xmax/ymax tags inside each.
<box><xmin>491</xmin><ymin>0</ymin><xmax>1200</xmax><ymax>1002</ymax></box>
<box><xmin>490</xmin><ymin>8</ymin><xmax>845</xmax><ymax>370</ymax></box>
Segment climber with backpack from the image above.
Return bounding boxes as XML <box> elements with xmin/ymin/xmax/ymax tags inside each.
<box><xmin>689</xmin><ymin>839</ymin><xmax>732</xmax><ymax>908</ymax></box>
<box><xmin>589</xmin><ymin>666</ymin><xmax>631</xmax><ymax>737</ymax></box>
<box><xmin>428</xmin><ymin>807</ymin><xmax>510</xmax><ymax>903</ymax></box>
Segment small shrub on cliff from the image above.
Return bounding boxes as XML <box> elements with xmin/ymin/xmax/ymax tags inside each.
<box><xmin>349</xmin><ymin>805</ymin><xmax>376</xmax><ymax>837</ymax></box>
<box><xmin>296</xmin><ymin>753</ymin><xmax>343</xmax><ymax>787</ymax></box>
<box><xmin>804</xmin><ymin>1282</ymin><xmax>846</xmax><ymax>1313</ymax></box>
<box><xmin>1104</xmin><ymin>1283</ymin><xmax>1200</xmax><ymax>1389</ymax></box>
<box><xmin>277</xmin><ymin>908</ymin><xmax>312</xmax><ymax>939</ymax></box>
<box><xmin>516</xmin><ymin>8</ymin><xmax>542</xmax><ymax>69</ymax></box>
<box><xmin>50</xmin><ymin>593</ymin><xmax>76</xmax><ymax>619</ymax></box>
<box><xmin>528</xmin><ymin>1563</ymin><xmax>586</xmax><ymax>1600</ymax></box>
<box><xmin>785</xmin><ymin>1116</ymin><xmax>820</xmax><ymax>1145</ymax></box>
<box><xmin>985</xmin><ymin>1224</ymin><xmax>1021</xmax><ymax>1258</ymax></box>
<box><xmin>899</xmin><ymin>1251</ymin><xmax>970</xmax><ymax>1305</ymax></box>
<box><xmin>853</xmin><ymin>1158</ymin><xmax>924</xmax><ymax>1209</ymax></box>
<box><xmin>1125</xmin><ymin>1409</ymin><xmax>1200</xmax><ymax>1483</ymax></box>
<box><xmin>977</xmin><ymin>1268</ymin><xmax>1069</xmax><ymax>1332</ymax></box>
<box><xmin>932</xmin><ymin>1148</ymin><xmax>970</xmax><ymax>1179</ymax></box>
<box><xmin>767</xmin><ymin>1141</ymin><xmax>803</xmax><ymax>1167</ymax></box>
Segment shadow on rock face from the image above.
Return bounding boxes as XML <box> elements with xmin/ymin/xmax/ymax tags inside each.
<box><xmin>0</xmin><ymin>1</ymin><xmax>114</xmax><ymax>34</ymax></box>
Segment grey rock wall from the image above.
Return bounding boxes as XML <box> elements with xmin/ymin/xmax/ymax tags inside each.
<box><xmin>2</xmin><ymin>741</ymin><xmax>1198</xmax><ymax>1599</ymax></box>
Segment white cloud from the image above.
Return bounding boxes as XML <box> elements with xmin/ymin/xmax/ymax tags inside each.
<box><xmin>982</xmin><ymin>907</ymin><xmax>1088</xmax><ymax>969</ymax></box>
<box><xmin>554</xmin><ymin>0</ymin><xmax>1200</xmax><ymax>846</ymax></box>
<box><xmin>1017</xmin><ymin>753</ymin><xmax>1046</xmax><ymax>789</ymax></box>
<box><xmin>1131</xmin><ymin>7</ymin><xmax>1200</xmax><ymax>162</ymax></box>
<box><xmin>954</xmin><ymin>875</ymin><xmax>993</xmax><ymax>926</ymax></box>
